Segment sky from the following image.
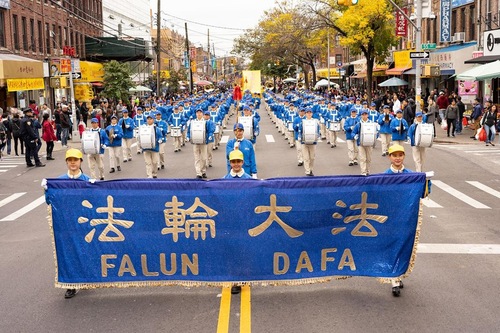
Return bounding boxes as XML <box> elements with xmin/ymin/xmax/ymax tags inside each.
<box><xmin>151</xmin><ymin>0</ymin><xmax>277</xmax><ymax>56</ymax></box>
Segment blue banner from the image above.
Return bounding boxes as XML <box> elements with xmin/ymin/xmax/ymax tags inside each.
<box><xmin>45</xmin><ymin>174</ymin><xmax>426</xmax><ymax>288</ymax></box>
<box><xmin>440</xmin><ymin>0</ymin><xmax>452</xmax><ymax>43</ymax></box>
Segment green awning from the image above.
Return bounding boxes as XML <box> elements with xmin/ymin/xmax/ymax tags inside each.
<box><xmin>455</xmin><ymin>60</ymin><xmax>500</xmax><ymax>80</ymax></box>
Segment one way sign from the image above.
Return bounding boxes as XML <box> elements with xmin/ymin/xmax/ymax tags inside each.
<box><xmin>71</xmin><ymin>72</ymin><xmax>82</xmax><ymax>79</ymax></box>
<box><xmin>409</xmin><ymin>52</ymin><xmax>430</xmax><ymax>59</ymax></box>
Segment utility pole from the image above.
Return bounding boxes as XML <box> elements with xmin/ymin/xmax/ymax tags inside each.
<box><xmin>207</xmin><ymin>29</ymin><xmax>211</xmax><ymax>78</ymax></box>
<box><xmin>213</xmin><ymin>43</ymin><xmax>217</xmax><ymax>82</ymax></box>
<box><xmin>185</xmin><ymin>22</ymin><xmax>193</xmax><ymax>92</ymax></box>
<box><xmin>327</xmin><ymin>30</ymin><xmax>331</xmax><ymax>91</ymax></box>
<box><xmin>156</xmin><ymin>0</ymin><xmax>161</xmax><ymax>97</ymax></box>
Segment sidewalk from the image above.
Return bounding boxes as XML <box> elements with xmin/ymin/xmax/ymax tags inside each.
<box><xmin>432</xmin><ymin>122</ymin><xmax>486</xmax><ymax>145</ymax></box>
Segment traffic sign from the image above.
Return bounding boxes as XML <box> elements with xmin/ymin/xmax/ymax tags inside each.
<box><xmin>337</xmin><ymin>61</ymin><xmax>343</xmax><ymax>68</ymax></box>
<box><xmin>409</xmin><ymin>52</ymin><xmax>430</xmax><ymax>59</ymax></box>
<box><xmin>71</xmin><ymin>72</ymin><xmax>82</xmax><ymax>79</ymax></box>
<box><xmin>421</xmin><ymin>43</ymin><xmax>436</xmax><ymax>49</ymax></box>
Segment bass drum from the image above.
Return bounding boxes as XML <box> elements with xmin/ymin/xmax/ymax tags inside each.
<box><xmin>138</xmin><ymin>125</ymin><xmax>156</xmax><ymax>149</ymax></box>
<box><xmin>329</xmin><ymin>122</ymin><xmax>341</xmax><ymax>132</ymax></box>
<box><xmin>415</xmin><ymin>123</ymin><xmax>434</xmax><ymax>147</ymax></box>
<box><xmin>170</xmin><ymin>126</ymin><xmax>182</xmax><ymax>137</ymax></box>
<box><xmin>239</xmin><ymin>116</ymin><xmax>254</xmax><ymax>140</ymax></box>
<box><xmin>302</xmin><ymin>119</ymin><xmax>318</xmax><ymax>144</ymax></box>
<box><xmin>190</xmin><ymin>120</ymin><xmax>206</xmax><ymax>144</ymax></box>
<box><xmin>81</xmin><ymin>130</ymin><xmax>100</xmax><ymax>155</ymax></box>
<box><xmin>360</xmin><ymin>122</ymin><xmax>378</xmax><ymax>147</ymax></box>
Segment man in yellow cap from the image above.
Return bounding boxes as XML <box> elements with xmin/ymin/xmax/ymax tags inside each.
<box><xmin>223</xmin><ymin>150</ymin><xmax>252</xmax><ymax>179</ymax></box>
<box><xmin>384</xmin><ymin>144</ymin><xmax>410</xmax><ymax>174</ymax></box>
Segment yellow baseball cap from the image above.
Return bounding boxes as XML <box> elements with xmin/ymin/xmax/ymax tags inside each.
<box><xmin>65</xmin><ymin>148</ymin><xmax>83</xmax><ymax>160</ymax></box>
<box><xmin>229</xmin><ymin>150</ymin><xmax>244</xmax><ymax>161</ymax></box>
<box><xmin>388</xmin><ymin>144</ymin><xmax>405</xmax><ymax>155</ymax></box>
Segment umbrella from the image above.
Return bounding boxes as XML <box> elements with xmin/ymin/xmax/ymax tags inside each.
<box><xmin>195</xmin><ymin>80</ymin><xmax>213</xmax><ymax>86</ymax></box>
<box><xmin>314</xmin><ymin>79</ymin><xmax>339</xmax><ymax>89</ymax></box>
<box><xmin>282</xmin><ymin>77</ymin><xmax>297</xmax><ymax>83</ymax></box>
<box><xmin>378</xmin><ymin>77</ymin><xmax>409</xmax><ymax>87</ymax></box>
<box><xmin>129</xmin><ymin>85</ymin><xmax>152</xmax><ymax>92</ymax></box>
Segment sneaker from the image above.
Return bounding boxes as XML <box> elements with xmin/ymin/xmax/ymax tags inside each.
<box><xmin>27</xmin><ymin>164</ymin><xmax>35</xmax><ymax>167</ymax></box>
<box><xmin>298</xmin><ymin>162</ymin><xmax>303</xmax><ymax>166</ymax></box>
<box><xmin>161</xmin><ymin>165</ymin><xmax>165</xmax><ymax>169</ymax></box>
<box><xmin>491</xmin><ymin>143</ymin><xmax>495</xmax><ymax>146</ymax></box>
<box><xmin>231</xmin><ymin>285</ymin><xmax>242</xmax><ymax>295</ymax></box>
<box><xmin>202</xmin><ymin>173</ymin><xmax>207</xmax><ymax>179</ymax></box>
<box><xmin>128</xmin><ymin>158</ymin><xmax>132</xmax><ymax>161</ymax></box>
<box><xmin>348</xmin><ymin>162</ymin><xmax>354</xmax><ymax>166</ymax></box>
<box><xmin>35</xmin><ymin>163</ymin><xmax>46</xmax><ymax>167</ymax></box>
<box><xmin>123</xmin><ymin>159</ymin><xmax>128</xmax><ymax>163</ymax></box>
<box><xmin>353</xmin><ymin>161</ymin><xmax>358</xmax><ymax>165</ymax></box>
<box><xmin>64</xmin><ymin>289</ymin><xmax>78</xmax><ymax>299</ymax></box>
<box><xmin>153</xmin><ymin>176</ymin><xmax>157</xmax><ymax>178</ymax></box>
<box><xmin>208</xmin><ymin>164</ymin><xmax>212</xmax><ymax>167</ymax></box>
<box><xmin>196</xmin><ymin>175</ymin><xmax>203</xmax><ymax>179</ymax></box>
<box><xmin>109</xmin><ymin>168</ymin><xmax>115</xmax><ymax>173</ymax></box>
<box><xmin>47</xmin><ymin>157</ymin><xmax>55</xmax><ymax>160</ymax></box>
<box><xmin>117</xmin><ymin>166</ymin><xmax>121</xmax><ymax>171</ymax></box>
<box><xmin>100</xmin><ymin>177</ymin><xmax>104</xmax><ymax>181</ymax></box>
<box><xmin>382</xmin><ymin>152</ymin><xmax>387</xmax><ymax>156</ymax></box>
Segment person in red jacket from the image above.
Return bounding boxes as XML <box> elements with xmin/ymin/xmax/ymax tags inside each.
<box><xmin>436</xmin><ymin>91</ymin><xmax>449</xmax><ymax>124</ymax></box>
<box><xmin>41</xmin><ymin>113</ymin><xmax>57</xmax><ymax>160</ymax></box>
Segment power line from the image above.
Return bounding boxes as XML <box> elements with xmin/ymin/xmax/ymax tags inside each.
<box><xmin>161</xmin><ymin>12</ymin><xmax>246</xmax><ymax>31</ymax></box>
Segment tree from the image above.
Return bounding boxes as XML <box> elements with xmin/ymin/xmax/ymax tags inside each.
<box><xmin>102</xmin><ymin>60</ymin><xmax>135</xmax><ymax>102</ymax></box>
<box><xmin>165</xmin><ymin>68</ymin><xmax>187</xmax><ymax>93</ymax></box>
<box><xmin>309</xmin><ymin>0</ymin><xmax>399</xmax><ymax>101</ymax></box>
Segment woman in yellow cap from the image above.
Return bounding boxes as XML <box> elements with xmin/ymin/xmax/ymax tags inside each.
<box><xmin>60</xmin><ymin>148</ymin><xmax>90</xmax><ymax>181</ymax></box>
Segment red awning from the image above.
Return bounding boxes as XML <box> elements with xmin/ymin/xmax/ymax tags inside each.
<box><xmin>385</xmin><ymin>67</ymin><xmax>412</xmax><ymax>75</ymax></box>
<box><xmin>91</xmin><ymin>82</ymin><xmax>103</xmax><ymax>87</ymax></box>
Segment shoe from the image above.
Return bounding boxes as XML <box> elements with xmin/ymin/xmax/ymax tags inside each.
<box><xmin>100</xmin><ymin>177</ymin><xmax>104</xmax><ymax>181</ymax></box>
<box><xmin>161</xmin><ymin>165</ymin><xmax>165</xmax><ymax>169</ymax></box>
<box><xmin>123</xmin><ymin>159</ymin><xmax>128</xmax><ymax>163</ymax></box>
<box><xmin>392</xmin><ymin>286</ymin><xmax>400</xmax><ymax>297</ymax></box>
<box><xmin>128</xmin><ymin>158</ymin><xmax>132</xmax><ymax>161</ymax></box>
<box><xmin>486</xmin><ymin>143</ymin><xmax>489</xmax><ymax>146</ymax></box>
<box><xmin>491</xmin><ymin>143</ymin><xmax>495</xmax><ymax>146</ymax></box>
<box><xmin>174</xmin><ymin>149</ymin><xmax>178</xmax><ymax>152</ymax></box>
<box><xmin>231</xmin><ymin>285</ymin><xmax>242</xmax><ymax>295</ymax></box>
<box><xmin>137</xmin><ymin>151</ymin><xmax>141</xmax><ymax>154</ymax></box>
<box><xmin>208</xmin><ymin>164</ymin><xmax>212</xmax><ymax>167</ymax></box>
<box><xmin>298</xmin><ymin>162</ymin><xmax>303</xmax><ymax>166</ymax></box>
<box><xmin>153</xmin><ymin>176</ymin><xmax>157</xmax><ymax>178</ymax></box>
<box><xmin>202</xmin><ymin>173</ymin><xmax>207</xmax><ymax>179</ymax></box>
<box><xmin>353</xmin><ymin>161</ymin><xmax>358</xmax><ymax>165</ymax></box>
<box><xmin>27</xmin><ymin>164</ymin><xmax>35</xmax><ymax>167</ymax></box>
<box><xmin>348</xmin><ymin>162</ymin><xmax>354</xmax><ymax>166</ymax></box>
<box><xmin>290</xmin><ymin>145</ymin><xmax>295</xmax><ymax>148</ymax></box>
<box><xmin>307</xmin><ymin>172</ymin><xmax>314</xmax><ymax>176</ymax></box>
<box><xmin>382</xmin><ymin>152</ymin><xmax>387</xmax><ymax>156</ymax></box>
<box><xmin>64</xmin><ymin>289</ymin><xmax>78</xmax><ymax>299</ymax></box>
<box><xmin>196</xmin><ymin>175</ymin><xmax>202</xmax><ymax>179</ymax></box>
<box><xmin>158</xmin><ymin>167</ymin><xmax>160</xmax><ymax>171</ymax></box>
<box><xmin>110</xmin><ymin>168</ymin><xmax>115</xmax><ymax>173</ymax></box>
<box><xmin>452</xmin><ymin>135</ymin><xmax>455</xmax><ymax>137</ymax></box>
<box><xmin>15</xmin><ymin>154</ymin><xmax>19</xmax><ymax>156</ymax></box>
<box><xmin>47</xmin><ymin>157</ymin><xmax>55</xmax><ymax>160</ymax></box>
<box><xmin>117</xmin><ymin>166</ymin><xmax>121</xmax><ymax>171</ymax></box>
<box><xmin>35</xmin><ymin>163</ymin><xmax>46</xmax><ymax>167</ymax></box>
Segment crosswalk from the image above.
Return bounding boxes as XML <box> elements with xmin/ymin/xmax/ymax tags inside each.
<box><xmin>0</xmin><ymin>179</ymin><xmax>497</xmax><ymax>223</ymax></box>
<box><xmin>0</xmin><ymin>155</ymin><xmax>27</xmax><ymax>175</ymax></box>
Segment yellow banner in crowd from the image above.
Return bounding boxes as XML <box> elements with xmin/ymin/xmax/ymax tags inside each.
<box><xmin>7</xmin><ymin>78</ymin><xmax>45</xmax><ymax>92</ymax></box>
<box><xmin>242</xmin><ymin>70</ymin><xmax>262</xmax><ymax>95</ymax></box>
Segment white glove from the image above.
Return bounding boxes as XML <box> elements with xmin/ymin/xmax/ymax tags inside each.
<box><xmin>41</xmin><ymin>178</ymin><xmax>48</xmax><ymax>190</ymax></box>
<box><xmin>101</xmin><ymin>144</ymin><xmax>107</xmax><ymax>149</ymax></box>
<box><xmin>425</xmin><ymin>171</ymin><xmax>435</xmax><ymax>178</ymax></box>
<box><xmin>89</xmin><ymin>178</ymin><xmax>96</xmax><ymax>184</ymax></box>
<box><xmin>251</xmin><ymin>173</ymin><xmax>258</xmax><ymax>179</ymax></box>
<box><xmin>113</xmin><ymin>134</ymin><xmax>117</xmax><ymax>138</ymax></box>
<box><xmin>354</xmin><ymin>135</ymin><xmax>359</xmax><ymax>140</ymax></box>
<box><xmin>208</xmin><ymin>136</ymin><xmax>213</xmax><ymax>141</ymax></box>
<box><xmin>255</xmin><ymin>131</ymin><xmax>259</xmax><ymax>136</ymax></box>
<box><xmin>234</xmin><ymin>141</ymin><xmax>240</xmax><ymax>149</ymax></box>
<box><xmin>125</xmin><ymin>125</ymin><xmax>130</xmax><ymax>128</ymax></box>
<box><xmin>351</xmin><ymin>126</ymin><xmax>354</xmax><ymax>131</ymax></box>
<box><xmin>158</xmin><ymin>139</ymin><xmax>162</xmax><ymax>143</ymax></box>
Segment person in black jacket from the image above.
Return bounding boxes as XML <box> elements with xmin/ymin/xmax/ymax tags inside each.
<box><xmin>19</xmin><ymin>108</ymin><xmax>45</xmax><ymax>167</ymax></box>
<box><xmin>11</xmin><ymin>112</ymin><xmax>24</xmax><ymax>156</ymax></box>
<box><xmin>482</xmin><ymin>103</ymin><xmax>498</xmax><ymax>146</ymax></box>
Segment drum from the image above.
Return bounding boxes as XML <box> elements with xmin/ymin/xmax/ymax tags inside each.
<box><xmin>287</xmin><ymin>122</ymin><xmax>294</xmax><ymax>132</ymax></box>
<box><xmin>133</xmin><ymin>128</ymin><xmax>139</xmax><ymax>138</ymax></box>
<box><xmin>138</xmin><ymin>125</ymin><xmax>156</xmax><ymax>149</ymax></box>
<box><xmin>359</xmin><ymin>122</ymin><xmax>378</xmax><ymax>147</ymax></box>
<box><xmin>239</xmin><ymin>116</ymin><xmax>254</xmax><ymax>140</ymax></box>
<box><xmin>171</xmin><ymin>126</ymin><xmax>182</xmax><ymax>137</ymax></box>
<box><xmin>81</xmin><ymin>130</ymin><xmax>100</xmax><ymax>155</ymax></box>
<box><xmin>190</xmin><ymin>120</ymin><xmax>206</xmax><ymax>144</ymax></box>
<box><xmin>214</xmin><ymin>124</ymin><xmax>220</xmax><ymax>134</ymax></box>
<box><xmin>415</xmin><ymin>123</ymin><xmax>434</xmax><ymax>147</ymax></box>
<box><xmin>302</xmin><ymin>119</ymin><xmax>318</xmax><ymax>144</ymax></box>
<box><xmin>329</xmin><ymin>122</ymin><xmax>341</xmax><ymax>132</ymax></box>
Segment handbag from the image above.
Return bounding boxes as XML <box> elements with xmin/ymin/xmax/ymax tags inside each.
<box><xmin>477</xmin><ymin>127</ymin><xmax>487</xmax><ymax>142</ymax></box>
<box><xmin>462</xmin><ymin>117</ymin><xmax>468</xmax><ymax>126</ymax></box>
<box><xmin>440</xmin><ymin>122</ymin><xmax>448</xmax><ymax>131</ymax></box>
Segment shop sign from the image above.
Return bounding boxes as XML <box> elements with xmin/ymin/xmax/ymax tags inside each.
<box><xmin>7</xmin><ymin>78</ymin><xmax>45</xmax><ymax>92</ymax></box>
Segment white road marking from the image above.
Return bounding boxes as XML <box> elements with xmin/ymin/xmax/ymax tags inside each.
<box><xmin>432</xmin><ymin>180</ymin><xmax>490</xmax><ymax>209</ymax></box>
<box><xmin>266</xmin><ymin>135</ymin><xmax>275</xmax><ymax>143</ymax></box>
<box><xmin>0</xmin><ymin>195</ymin><xmax>46</xmax><ymax>222</ymax></box>
<box><xmin>220</xmin><ymin>135</ymin><xmax>229</xmax><ymax>144</ymax></box>
<box><xmin>466</xmin><ymin>181</ymin><xmax>500</xmax><ymax>199</ymax></box>
<box><xmin>421</xmin><ymin>198</ymin><xmax>443</xmax><ymax>208</ymax></box>
<box><xmin>0</xmin><ymin>170</ymin><xmax>8</xmax><ymax>173</ymax></box>
<box><xmin>0</xmin><ymin>165</ymin><xmax>18</xmax><ymax>168</ymax></box>
<box><xmin>418</xmin><ymin>243</ymin><xmax>500</xmax><ymax>254</ymax></box>
<box><xmin>0</xmin><ymin>193</ymin><xmax>26</xmax><ymax>208</ymax></box>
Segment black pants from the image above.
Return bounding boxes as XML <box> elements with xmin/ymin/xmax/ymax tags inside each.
<box><xmin>447</xmin><ymin>118</ymin><xmax>456</xmax><ymax>136</ymax></box>
<box><xmin>13</xmin><ymin>135</ymin><xmax>24</xmax><ymax>155</ymax></box>
<box><xmin>25</xmin><ymin>140</ymin><xmax>41</xmax><ymax>165</ymax></box>
<box><xmin>46</xmin><ymin>141</ymin><xmax>54</xmax><ymax>158</ymax></box>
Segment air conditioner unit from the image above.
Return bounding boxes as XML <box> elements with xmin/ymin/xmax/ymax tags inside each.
<box><xmin>450</xmin><ymin>36</ymin><xmax>455</xmax><ymax>42</ymax></box>
<box><xmin>454</xmin><ymin>32</ymin><xmax>465</xmax><ymax>42</ymax></box>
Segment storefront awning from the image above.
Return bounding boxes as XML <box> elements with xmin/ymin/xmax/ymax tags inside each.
<box><xmin>385</xmin><ymin>67</ymin><xmax>412</xmax><ymax>75</ymax></box>
<box><xmin>456</xmin><ymin>60</ymin><xmax>500</xmax><ymax>80</ymax></box>
<box><xmin>464</xmin><ymin>55</ymin><xmax>500</xmax><ymax>64</ymax></box>
<box><xmin>0</xmin><ymin>54</ymin><xmax>44</xmax><ymax>80</ymax></box>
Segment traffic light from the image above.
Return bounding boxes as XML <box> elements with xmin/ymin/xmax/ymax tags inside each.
<box><xmin>337</xmin><ymin>0</ymin><xmax>358</xmax><ymax>5</ymax></box>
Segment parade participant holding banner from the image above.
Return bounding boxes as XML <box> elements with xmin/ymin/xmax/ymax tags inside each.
<box><xmin>155</xmin><ymin>112</ymin><xmax>168</xmax><ymax>170</ymax></box>
<box><xmin>298</xmin><ymin>108</ymin><xmax>320</xmax><ymax>176</ymax></box>
<box><xmin>377</xmin><ymin>105</ymin><xmax>394</xmax><ymax>156</ymax></box>
<box><xmin>353</xmin><ymin>110</ymin><xmax>377</xmax><ymax>176</ymax></box>
<box><xmin>226</xmin><ymin>123</ymin><xmax>257</xmax><ymax>178</ymax></box>
<box><xmin>293</xmin><ymin>107</ymin><xmax>306</xmax><ymax>166</ymax></box>
<box><xmin>84</xmin><ymin>118</ymin><xmax>109</xmax><ymax>180</ymax></box>
<box><xmin>390</xmin><ymin>109</ymin><xmax>409</xmax><ymax>146</ymax></box>
<box><xmin>344</xmin><ymin>109</ymin><xmax>359</xmax><ymax>167</ymax></box>
<box><xmin>133</xmin><ymin>107</ymin><xmax>146</xmax><ymax>154</ymax></box>
<box><xmin>118</xmin><ymin>109</ymin><xmax>135</xmax><ymax>163</ymax></box>
<box><xmin>167</xmin><ymin>105</ymin><xmax>185</xmax><ymax>152</ymax></box>
<box><xmin>408</xmin><ymin>112</ymin><xmax>433</xmax><ymax>172</ymax></box>
<box><xmin>187</xmin><ymin>109</ymin><xmax>214</xmax><ymax>179</ymax></box>
<box><xmin>105</xmin><ymin>115</ymin><xmax>123</xmax><ymax>173</ymax></box>
<box><xmin>141</xmin><ymin>114</ymin><xmax>163</xmax><ymax>178</ymax></box>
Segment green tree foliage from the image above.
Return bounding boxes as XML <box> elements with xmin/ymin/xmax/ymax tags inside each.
<box><xmin>102</xmin><ymin>60</ymin><xmax>135</xmax><ymax>101</ymax></box>
<box><xmin>165</xmin><ymin>68</ymin><xmax>187</xmax><ymax>93</ymax></box>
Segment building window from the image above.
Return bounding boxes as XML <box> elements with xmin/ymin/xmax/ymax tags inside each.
<box><xmin>469</xmin><ymin>6</ymin><xmax>475</xmax><ymax>41</ymax></box>
<box><xmin>52</xmin><ymin>24</ymin><xmax>56</xmax><ymax>52</ymax></box>
<box><xmin>45</xmin><ymin>22</ymin><xmax>50</xmax><ymax>54</ymax></box>
<box><xmin>58</xmin><ymin>25</ymin><xmax>62</xmax><ymax>49</ymax></box>
<box><xmin>13</xmin><ymin>15</ymin><xmax>20</xmax><ymax>50</ymax></box>
<box><xmin>22</xmin><ymin>17</ymin><xmax>28</xmax><ymax>51</ymax></box>
<box><xmin>30</xmin><ymin>19</ymin><xmax>35</xmax><ymax>51</ymax></box>
<box><xmin>38</xmin><ymin>20</ymin><xmax>43</xmax><ymax>53</ymax></box>
<box><xmin>0</xmin><ymin>11</ymin><xmax>5</xmax><ymax>48</ymax></box>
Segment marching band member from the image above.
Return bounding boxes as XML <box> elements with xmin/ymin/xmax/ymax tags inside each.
<box><xmin>242</xmin><ymin>106</ymin><xmax>260</xmax><ymax>145</ymax></box>
<box><xmin>209</xmin><ymin>104</ymin><xmax>222</xmax><ymax>150</ymax></box>
<box><xmin>187</xmin><ymin>109</ymin><xmax>215</xmax><ymax>179</ymax></box>
<box><xmin>155</xmin><ymin>111</ymin><xmax>169</xmax><ymax>170</ymax></box>
<box><xmin>293</xmin><ymin>107</ymin><xmax>306</xmax><ymax>166</ymax></box>
<box><xmin>353</xmin><ymin>110</ymin><xmax>376</xmax><ymax>176</ymax></box>
<box><xmin>167</xmin><ymin>105</ymin><xmax>186</xmax><ymax>152</ymax></box>
<box><xmin>325</xmin><ymin>103</ymin><xmax>341</xmax><ymax>148</ymax></box>
<box><xmin>390</xmin><ymin>109</ymin><xmax>409</xmax><ymax>146</ymax></box>
<box><xmin>408</xmin><ymin>112</ymin><xmax>426</xmax><ymax>172</ymax></box>
<box><xmin>142</xmin><ymin>114</ymin><xmax>163</xmax><ymax>178</ymax></box>
<box><xmin>285</xmin><ymin>104</ymin><xmax>299</xmax><ymax>148</ymax></box>
<box><xmin>368</xmin><ymin>102</ymin><xmax>379</xmax><ymax>122</ymax></box>
<box><xmin>226</xmin><ymin>123</ymin><xmax>257</xmax><ymax>178</ymax></box>
<box><xmin>298</xmin><ymin>108</ymin><xmax>320</xmax><ymax>176</ymax></box>
<box><xmin>87</xmin><ymin>118</ymin><xmax>109</xmax><ymax>180</ymax></box>
<box><xmin>105</xmin><ymin>115</ymin><xmax>123</xmax><ymax>173</ymax></box>
<box><xmin>344</xmin><ymin>109</ymin><xmax>360</xmax><ymax>166</ymax></box>
<box><xmin>377</xmin><ymin>105</ymin><xmax>394</xmax><ymax>156</ymax></box>
<box><xmin>133</xmin><ymin>107</ymin><xmax>146</xmax><ymax>154</ymax></box>
<box><xmin>118</xmin><ymin>109</ymin><xmax>135</xmax><ymax>163</ymax></box>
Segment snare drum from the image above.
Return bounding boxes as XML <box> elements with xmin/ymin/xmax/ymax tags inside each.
<box><xmin>359</xmin><ymin>122</ymin><xmax>378</xmax><ymax>147</ymax></box>
<box><xmin>81</xmin><ymin>130</ymin><xmax>100</xmax><ymax>155</ymax></box>
<box><xmin>190</xmin><ymin>120</ymin><xmax>206</xmax><ymax>144</ymax></box>
<box><xmin>415</xmin><ymin>123</ymin><xmax>434</xmax><ymax>147</ymax></box>
<box><xmin>329</xmin><ymin>122</ymin><xmax>341</xmax><ymax>132</ymax></box>
<box><xmin>302</xmin><ymin>119</ymin><xmax>318</xmax><ymax>144</ymax></box>
<box><xmin>171</xmin><ymin>126</ymin><xmax>182</xmax><ymax>137</ymax></box>
<box><xmin>138</xmin><ymin>125</ymin><xmax>156</xmax><ymax>149</ymax></box>
<box><xmin>239</xmin><ymin>116</ymin><xmax>254</xmax><ymax>140</ymax></box>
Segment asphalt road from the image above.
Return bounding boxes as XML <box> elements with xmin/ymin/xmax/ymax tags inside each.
<box><xmin>1</xmin><ymin>103</ymin><xmax>499</xmax><ymax>333</ymax></box>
